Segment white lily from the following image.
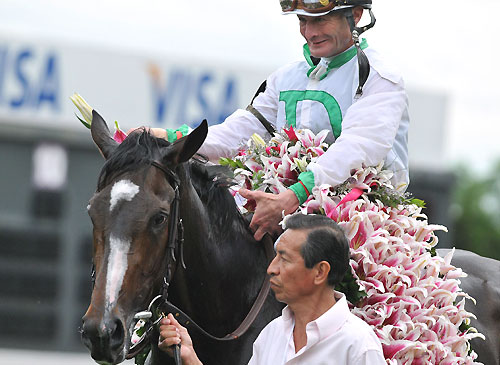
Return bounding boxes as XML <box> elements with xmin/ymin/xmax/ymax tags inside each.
<box><xmin>293</xmin><ymin>156</ymin><xmax>309</xmax><ymax>172</ymax></box>
<box><xmin>70</xmin><ymin>93</ymin><xmax>93</xmax><ymax>127</ymax></box>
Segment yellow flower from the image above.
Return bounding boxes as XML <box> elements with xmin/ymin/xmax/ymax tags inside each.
<box><xmin>250</xmin><ymin>133</ymin><xmax>266</xmax><ymax>147</ymax></box>
<box><xmin>70</xmin><ymin>93</ymin><xmax>93</xmax><ymax>127</ymax></box>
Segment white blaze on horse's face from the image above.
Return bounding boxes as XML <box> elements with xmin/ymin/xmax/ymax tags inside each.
<box><xmin>105</xmin><ymin>179</ymin><xmax>139</xmax><ymax>311</ymax></box>
<box><xmin>109</xmin><ymin>179</ymin><xmax>140</xmax><ymax>212</ymax></box>
<box><xmin>106</xmin><ymin>234</ymin><xmax>131</xmax><ymax>310</ymax></box>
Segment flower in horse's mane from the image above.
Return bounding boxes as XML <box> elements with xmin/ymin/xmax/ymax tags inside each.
<box><xmin>70</xmin><ymin>93</ymin><xmax>93</xmax><ymax>128</ymax></box>
<box><xmin>71</xmin><ymin>93</ymin><xmax>128</xmax><ymax>143</ymax></box>
<box><xmin>113</xmin><ymin>120</ymin><xmax>128</xmax><ymax>143</ymax></box>
<box><xmin>221</xmin><ymin>127</ymin><xmax>485</xmax><ymax>365</ymax></box>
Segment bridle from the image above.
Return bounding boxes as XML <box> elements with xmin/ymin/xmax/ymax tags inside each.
<box><xmin>123</xmin><ymin>160</ymin><xmax>185</xmax><ymax>363</ymax></box>
<box><xmin>121</xmin><ymin>160</ymin><xmax>275</xmax><ymax>364</ymax></box>
<box><xmin>150</xmin><ymin>160</ymin><xmax>186</xmax><ymax>290</ymax></box>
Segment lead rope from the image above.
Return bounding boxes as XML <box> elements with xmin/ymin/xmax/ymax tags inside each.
<box><xmin>161</xmin><ymin>233</ymin><xmax>275</xmax><ymax>342</ymax></box>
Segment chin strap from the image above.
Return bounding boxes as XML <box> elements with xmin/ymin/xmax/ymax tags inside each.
<box><xmin>344</xmin><ymin>8</ymin><xmax>376</xmax><ymax>98</ymax></box>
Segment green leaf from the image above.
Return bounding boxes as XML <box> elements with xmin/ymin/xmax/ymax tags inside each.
<box><xmin>135</xmin><ymin>324</ymin><xmax>146</xmax><ymax>337</ymax></box>
<box><xmin>219</xmin><ymin>157</ymin><xmax>249</xmax><ymax>172</ymax></box>
<box><xmin>335</xmin><ymin>269</ymin><xmax>367</xmax><ymax>304</ymax></box>
<box><xmin>459</xmin><ymin>320</ymin><xmax>472</xmax><ymax>334</ymax></box>
<box><xmin>76</xmin><ymin>114</ymin><xmax>91</xmax><ymax>129</ymax></box>
<box><xmin>235</xmin><ymin>160</ymin><xmax>245</xmax><ymax>169</ymax></box>
<box><xmin>409</xmin><ymin>198</ymin><xmax>426</xmax><ymax>208</ymax></box>
<box><xmin>219</xmin><ymin>158</ymin><xmax>238</xmax><ymax>169</ymax></box>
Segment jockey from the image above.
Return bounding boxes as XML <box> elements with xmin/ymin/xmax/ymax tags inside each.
<box><xmin>156</xmin><ymin>0</ymin><xmax>409</xmax><ymax>241</ymax></box>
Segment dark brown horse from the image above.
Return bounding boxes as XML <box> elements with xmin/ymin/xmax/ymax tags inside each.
<box><xmin>80</xmin><ymin>111</ymin><xmax>283</xmax><ymax>365</ymax></box>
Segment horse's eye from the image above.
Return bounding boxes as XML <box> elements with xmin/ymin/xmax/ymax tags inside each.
<box><xmin>153</xmin><ymin>213</ymin><xmax>168</xmax><ymax>227</ymax></box>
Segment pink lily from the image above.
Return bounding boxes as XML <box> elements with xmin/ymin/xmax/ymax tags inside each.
<box><xmin>283</xmin><ymin>125</ymin><xmax>298</xmax><ymax>142</ymax></box>
<box><xmin>114</xmin><ymin>121</ymin><xmax>128</xmax><ymax>143</ymax></box>
<box><xmin>313</xmin><ymin>129</ymin><xmax>330</xmax><ymax>146</ymax></box>
<box><xmin>244</xmin><ymin>159</ymin><xmax>263</xmax><ymax>173</ymax></box>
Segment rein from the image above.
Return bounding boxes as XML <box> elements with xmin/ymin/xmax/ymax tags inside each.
<box><xmin>162</xmin><ymin>233</ymin><xmax>274</xmax><ymax>342</ymax></box>
<box><xmin>125</xmin><ymin>160</ymin><xmax>274</xmax><ymax>362</ymax></box>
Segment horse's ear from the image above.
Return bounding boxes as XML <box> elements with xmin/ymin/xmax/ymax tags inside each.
<box><xmin>91</xmin><ymin>110</ymin><xmax>118</xmax><ymax>160</ymax></box>
<box><xmin>164</xmin><ymin>120</ymin><xmax>208</xmax><ymax>165</ymax></box>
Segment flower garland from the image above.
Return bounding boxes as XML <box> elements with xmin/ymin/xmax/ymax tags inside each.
<box><xmin>221</xmin><ymin>127</ymin><xmax>485</xmax><ymax>364</ymax></box>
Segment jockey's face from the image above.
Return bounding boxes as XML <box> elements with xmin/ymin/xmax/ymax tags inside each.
<box><xmin>298</xmin><ymin>7</ymin><xmax>363</xmax><ymax>58</ymax></box>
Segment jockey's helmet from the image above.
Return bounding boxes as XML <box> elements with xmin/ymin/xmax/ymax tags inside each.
<box><xmin>279</xmin><ymin>0</ymin><xmax>372</xmax><ymax>17</ymax></box>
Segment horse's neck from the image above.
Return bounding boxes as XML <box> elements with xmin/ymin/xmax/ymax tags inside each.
<box><xmin>173</xmin><ymin>167</ymin><xmax>267</xmax><ymax>327</ymax></box>
<box><xmin>177</xmin><ymin>164</ymin><xmax>252</xmax><ymax>251</ymax></box>
<box><xmin>179</xmin><ymin>173</ymin><xmax>259</xmax><ymax>270</ymax></box>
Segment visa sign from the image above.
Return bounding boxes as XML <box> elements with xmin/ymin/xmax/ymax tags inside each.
<box><xmin>148</xmin><ymin>64</ymin><xmax>239</xmax><ymax>128</ymax></box>
<box><xmin>0</xmin><ymin>45</ymin><xmax>59</xmax><ymax>112</ymax></box>
<box><xmin>0</xmin><ymin>41</ymin><xmax>248</xmax><ymax>130</ymax></box>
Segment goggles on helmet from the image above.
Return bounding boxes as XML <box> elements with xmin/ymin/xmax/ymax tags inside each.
<box><xmin>280</xmin><ymin>0</ymin><xmax>336</xmax><ymax>14</ymax></box>
<box><xmin>280</xmin><ymin>0</ymin><xmax>371</xmax><ymax>16</ymax></box>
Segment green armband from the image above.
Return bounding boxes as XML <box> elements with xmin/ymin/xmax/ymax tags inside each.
<box><xmin>289</xmin><ymin>171</ymin><xmax>315</xmax><ymax>205</ymax></box>
<box><xmin>165</xmin><ymin>124</ymin><xmax>190</xmax><ymax>142</ymax></box>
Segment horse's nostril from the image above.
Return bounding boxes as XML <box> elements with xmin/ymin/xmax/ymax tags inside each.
<box><xmin>81</xmin><ymin>316</ymin><xmax>98</xmax><ymax>344</ymax></box>
<box><xmin>81</xmin><ymin>314</ymin><xmax>126</xmax><ymax>363</ymax></box>
<box><xmin>109</xmin><ymin>318</ymin><xmax>125</xmax><ymax>351</ymax></box>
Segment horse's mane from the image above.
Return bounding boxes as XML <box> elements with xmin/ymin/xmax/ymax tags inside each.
<box><xmin>187</xmin><ymin>161</ymin><xmax>245</xmax><ymax>232</ymax></box>
<box><xmin>96</xmin><ymin>130</ymin><xmax>244</xmax><ymax>233</ymax></box>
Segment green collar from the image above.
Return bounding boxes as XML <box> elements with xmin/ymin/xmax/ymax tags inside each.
<box><xmin>304</xmin><ymin>38</ymin><xmax>368</xmax><ymax>80</ymax></box>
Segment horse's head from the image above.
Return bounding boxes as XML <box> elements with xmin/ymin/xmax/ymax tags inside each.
<box><xmin>81</xmin><ymin>111</ymin><xmax>207</xmax><ymax>364</ymax></box>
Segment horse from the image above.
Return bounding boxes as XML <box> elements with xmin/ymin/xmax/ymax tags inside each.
<box><xmin>79</xmin><ymin>110</ymin><xmax>499</xmax><ymax>365</ymax></box>
<box><xmin>80</xmin><ymin>111</ymin><xmax>284</xmax><ymax>365</ymax></box>
<box><xmin>438</xmin><ymin>249</ymin><xmax>500</xmax><ymax>365</ymax></box>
